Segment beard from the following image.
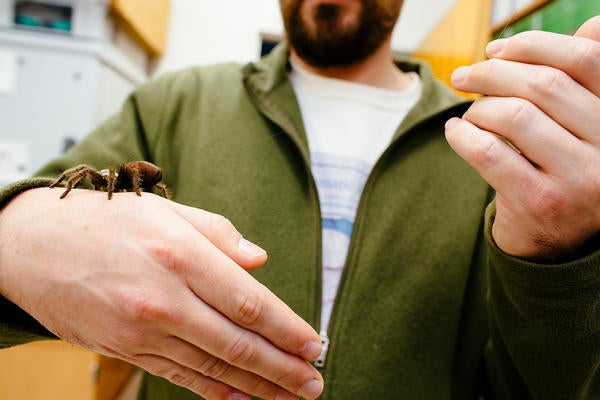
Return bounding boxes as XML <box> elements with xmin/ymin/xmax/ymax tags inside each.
<box><xmin>281</xmin><ymin>0</ymin><xmax>402</xmax><ymax>68</ymax></box>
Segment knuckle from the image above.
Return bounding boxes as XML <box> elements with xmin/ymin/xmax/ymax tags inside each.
<box><xmin>273</xmin><ymin>364</ymin><xmax>298</xmax><ymax>387</ymax></box>
<box><xmin>130</xmin><ymin>356</ymin><xmax>216</xmax><ymax>399</ymax></box>
<box><xmin>167</xmin><ymin>370</ymin><xmax>197</xmax><ymax>389</ymax></box>
<box><xmin>470</xmin><ymin>59</ymin><xmax>498</xmax><ymax>82</ymax></box>
<box><xmin>209</xmin><ymin>213</ymin><xmax>236</xmax><ymax>235</ymax></box>
<box><xmin>579</xmin><ymin>154</ymin><xmax>600</xmax><ymax>197</ymax></box>
<box><xmin>139</xmin><ymin>357</ymin><xmax>175</xmax><ymax>377</ymax></box>
<box><xmin>142</xmin><ymin>235</ymin><xmax>186</xmax><ymax>274</ymax></box>
<box><xmin>471</xmin><ymin>135</ymin><xmax>500</xmax><ymax>166</ymax></box>
<box><xmin>532</xmin><ymin>183</ymin><xmax>567</xmax><ymax>219</ymax></box>
<box><xmin>506</xmin><ymin>98</ymin><xmax>537</xmax><ymax>129</ymax></box>
<box><xmin>204</xmin><ymin>214</ymin><xmax>242</xmax><ymax>249</ymax></box>
<box><xmin>532</xmin><ymin>67</ymin><xmax>570</xmax><ymax>95</ymax></box>
<box><xmin>232</xmin><ymin>290</ymin><xmax>265</xmax><ymax>326</ymax></box>
<box><xmin>587</xmin><ymin>168</ymin><xmax>600</xmax><ymax>196</ymax></box>
<box><xmin>145</xmin><ymin>361</ymin><xmax>215</xmax><ymax>399</ymax></box>
<box><xmin>573</xmin><ymin>40</ymin><xmax>600</xmax><ymax>72</ymax></box>
<box><xmin>208</xmin><ymin>213</ymin><xmax>243</xmax><ymax>244</ymax></box>
<box><xmin>121</xmin><ymin>288</ymin><xmax>171</xmax><ymax>323</ymax></box>
<box><xmin>197</xmin><ymin>354</ymin><xmax>231</xmax><ymax>380</ymax></box>
<box><xmin>224</xmin><ymin>334</ymin><xmax>258</xmax><ymax>366</ymax></box>
<box><xmin>510</xmin><ymin>31</ymin><xmax>538</xmax><ymax>53</ymax></box>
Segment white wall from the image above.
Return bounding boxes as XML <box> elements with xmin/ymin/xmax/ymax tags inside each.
<box><xmin>153</xmin><ymin>0</ymin><xmax>457</xmax><ymax>76</ymax></box>
<box><xmin>492</xmin><ymin>0</ymin><xmax>539</xmax><ymax>27</ymax></box>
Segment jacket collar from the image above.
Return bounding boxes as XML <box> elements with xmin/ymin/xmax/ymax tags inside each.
<box><xmin>242</xmin><ymin>42</ymin><xmax>471</xmax><ymax>161</ymax></box>
<box><xmin>242</xmin><ymin>43</ymin><xmax>311</xmax><ymax>162</ymax></box>
<box><xmin>392</xmin><ymin>59</ymin><xmax>472</xmax><ymax>139</ymax></box>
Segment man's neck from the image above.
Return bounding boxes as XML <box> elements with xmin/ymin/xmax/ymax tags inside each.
<box><xmin>290</xmin><ymin>38</ymin><xmax>413</xmax><ymax>91</ymax></box>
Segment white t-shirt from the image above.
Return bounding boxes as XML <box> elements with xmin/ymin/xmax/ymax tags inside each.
<box><xmin>289</xmin><ymin>60</ymin><xmax>422</xmax><ymax>330</ymax></box>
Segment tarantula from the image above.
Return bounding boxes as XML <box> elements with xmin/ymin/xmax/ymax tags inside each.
<box><xmin>49</xmin><ymin>161</ymin><xmax>169</xmax><ymax>199</ymax></box>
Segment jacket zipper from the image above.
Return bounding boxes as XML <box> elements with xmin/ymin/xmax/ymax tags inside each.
<box><xmin>315</xmin><ymin>330</ymin><xmax>330</xmax><ymax>368</ymax></box>
<box><xmin>313</xmin><ymin>168</ymin><xmax>381</xmax><ymax>370</ymax></box>
<box><xmin>312</xmin><ymin>132</ymin><xmax>408</xmax><ymax>371</ymax></box>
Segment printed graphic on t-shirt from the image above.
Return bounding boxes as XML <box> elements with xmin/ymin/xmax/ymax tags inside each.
<box><xmin>312</xmin><ymin>151</ymin><xmax>370</xmax><ymax>238</ymax></box>
<box><xmin>312</xmin><ymin>152</ymin><xmax>372</xmax><ymax>328</ymax></box>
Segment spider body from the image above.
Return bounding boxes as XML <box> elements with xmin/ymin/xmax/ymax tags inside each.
<box><xmin>50</xmin><ymin>161</ymin><xmax>169</xmax><ymax>199</ymax></box>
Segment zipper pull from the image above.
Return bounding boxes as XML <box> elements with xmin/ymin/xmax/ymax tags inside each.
<box><xmin>314</xmin><ymin>331</ymin><xmax>329</xmax><ymax>368</ymax></box>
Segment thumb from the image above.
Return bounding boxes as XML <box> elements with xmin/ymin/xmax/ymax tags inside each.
<box><xmin>166</xmin><ymin>200</ymin><xmax>268</xmax><ymax>270</ymax></box>
<box><xmin>574</xmin><ymin>15</ymin><xmax>600</xmax><ymax>41</ymax></box>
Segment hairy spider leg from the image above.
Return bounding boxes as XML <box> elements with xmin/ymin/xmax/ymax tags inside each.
<box><xmin>64</xmin><ymin>168</ymin><xmax>107</xmax><ymax>199</ymax></box>
<box><xmin>106</xmin><ymin>167</ymin><xmax>117</xmax><ymax>199</ymax></box>
<box><xmin>49</xmin><ymin>164</ymin><xmax>89</xmax><ymax>188</ymax></box>
<box><xmin>154</xmin><ymin>183</ymin><xmax>170</xmax><ymax>199</ymax></box>
<box><xmin>50</xmin><ymin>165</ymin><xmax>109</xmax><ymax>198</ymax></box>
<box><xmin>55</xmin><ymin>166</ymin><xmax>91</xmax><ymax>199</ymax></box>
<box><xmin>88</xmin><ymin>170</ymin><xmax>107</xmax><ymax>191</ymax></box>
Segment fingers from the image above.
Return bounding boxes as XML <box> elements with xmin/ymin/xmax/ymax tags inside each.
<box><xmin>145</xmin><ymin>203</ymin><xmax>323</xmax><ymax>398</ymax></box>
<box><xmin>172</xmin><ymin>232</ymin><xmax>322</xmax><ymax>355</ymax></box>
<box><xmin>451</xmin><ymin>58</ymin><xmax>600</xmax><ymax>144</ymax></box>
<box><xmin>164</xmin><ymin>201</ymin><xmax>322</xmax><ymax>354</ymax></box>
<box><xmin>128</xmin><ymin>353</ymin><xmax>252</xmax><ymax>400</ymax></box>
<box><xmin>461</xmin><ymin>96</ymin><xmax>583</xmax><ymax>176</ymax></box>
<box><xmin>167</xmin><ymin>201</ymin><xmax>268</xmax><ymax>270</ymax></box>
<box><xmin>483</xmin><ymin>29</ymin><xmax>600</xmax><ymax>98</ymax></box>
<box><xmin>451</xmin><ymin>21</ymin><xmax>600</xmax><ymax>148</ymax></box>
<box><xmin>118</xmin><ymin>272</ymin><xmax>323</xmax><ymax>398</ymax></box>
<box><xmin>141</xmin><ymin>336</ymin><xmax>300</xmax><ymax>400</ymax></box>
<box><xmin>444</xmin><ymin>117</ymin><xmax>540</xmax><ymax>195</ymax></box>
<box><xmin>447</xmin><ymin>16</ymin><xmax>600</xmax><ymax>194</ymax></box>
<box><xmin>165</xmin><ymin>288</ymin><xmax>322</xmax><ymax>399</ymax></box>
<box><xmin>575</xmin><ymin>15</ymin><xmax>600</xmax><ymax>41</ymax></box>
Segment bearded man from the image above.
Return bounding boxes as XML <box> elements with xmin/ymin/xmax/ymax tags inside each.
<box><xmin>0</xmin><ymin>1</ymin><xmax>599</xmax><ymax>399</ymax></box>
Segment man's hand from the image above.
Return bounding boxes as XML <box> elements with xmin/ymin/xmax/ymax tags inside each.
<box><xmin>0</xmin><ymin>188</ymin><xmax>323</xmax><ymax>400</ymax></box>
<box><xmin>445</xmin><ymin>16</ymin><xmax>600</xmax><ymax>261</ymax></box>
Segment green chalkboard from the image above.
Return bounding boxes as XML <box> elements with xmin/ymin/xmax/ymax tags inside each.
<box><xmin>495</xmin><ymin>0</ymin><xmax>600</xmax><ymax>38</ymax></box>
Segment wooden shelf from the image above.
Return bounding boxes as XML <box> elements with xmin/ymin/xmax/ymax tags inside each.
<box><xmin>491</xmin><ymin>0</ymin><xmax>553</xmax><ymax>34</ymax></box>
<box><xmin>110</xmin><ymin>0</ymin><xmax>170</xmax><ymax>56</ymax></box>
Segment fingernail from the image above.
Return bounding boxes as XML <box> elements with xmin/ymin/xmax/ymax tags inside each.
<box><xmin>300</xmin><ymin>340</ymin><xmax>322</xmax><ymax>361</ymax></box>
<box><xmin>238</xmin><ymin>237</ymin><xmax>267</xmax><ymax>257</ymax></box>
<box><xmin>486</xmin><ymin>38</ymin><xmax>507</xmax><ymax>56</ymax></box>
<box><xmin>451</xmin><ymin>66</ymin><xmax>472</xmax><ymax>86</ymax></box>
<box><xmin>445</xmin><ymin>117</ymin><xmax>460</xmax><ymax>130</ymax></box>
<box><xmin>298</xmin><ymin>379</ymin><xmax>324</xmax><ymax>400</ymax></box>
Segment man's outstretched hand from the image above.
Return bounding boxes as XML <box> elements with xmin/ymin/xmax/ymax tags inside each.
<box><xmin>0</xmin><ymin>188</ymin><xmax>323</xmax><ymax>400</ymax></box>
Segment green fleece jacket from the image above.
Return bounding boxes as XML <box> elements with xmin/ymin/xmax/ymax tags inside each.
<box><xmin>0</xmin><ymin>44</ymin><xmax>598</xmax><ymax>400</ymax></box>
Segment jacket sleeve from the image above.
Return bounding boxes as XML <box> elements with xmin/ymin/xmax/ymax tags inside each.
<box><xmin>0</xmin><ymin>84</ymin><xmax>160</xmax><ymax>348</ymax></box>
<box><xmin>483</xmin><ymin>202</ymin><xmax>600</xmax><ymax>400</ymax></box>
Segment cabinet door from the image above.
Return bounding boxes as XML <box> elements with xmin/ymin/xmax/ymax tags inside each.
<box><xmin>0</xmin><ymin>341</ymin><xmax>97</xmax><ymax>400</ymax></box>
<box><xmin>0</xmin><ymin>32</ymin><xmax>98</xmax><ymax>182</ymax></box>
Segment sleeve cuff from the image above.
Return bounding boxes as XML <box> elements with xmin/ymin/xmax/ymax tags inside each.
<box><xmin>484</xmin><ymin>201</ymin><xmax>600</xmax><ymax>292</ymax></box>
<box><xmin>0</xmin><ymin>178</ymin><xmax>56</xmax><ymax>210</ymax></box>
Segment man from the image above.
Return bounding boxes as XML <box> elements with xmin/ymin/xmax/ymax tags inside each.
<box><xmin>0</xmin><ymin>0</ymin><xmax>598</xmax><ymax>399</ymax></box>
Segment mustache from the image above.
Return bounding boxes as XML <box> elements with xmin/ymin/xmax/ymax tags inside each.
<box><xmin>314</xmin><ymin>4</ymin><xmax>342</xmax><ymax>21</ymax></box>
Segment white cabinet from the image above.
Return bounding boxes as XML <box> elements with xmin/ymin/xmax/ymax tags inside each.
<box><xmin>0</xmin><ymin>1</ymin><xmax>149</xmax><ymax>185</ymax></box>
